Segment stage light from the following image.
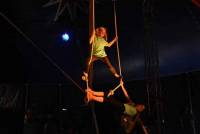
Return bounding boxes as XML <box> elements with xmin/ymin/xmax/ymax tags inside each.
<box><xmin>62</xmin><ymin>33</ymin><xmax>70</xmax><ymax>41</ymax></box>
<box><xmin>62</xmin><ymin>108</ymin><xmax>67</xmax><ymax>111</ymax></box>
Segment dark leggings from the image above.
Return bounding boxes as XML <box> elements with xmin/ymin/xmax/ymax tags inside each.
<box><xmin>85</xmin><ymin>55</ymin><xmax>118</xmax><ymax>76</ymax></box>
<box><xmin>104</xmin><ymin>95</ymin><xmax>125</xmax><ymax>114</ymax></box>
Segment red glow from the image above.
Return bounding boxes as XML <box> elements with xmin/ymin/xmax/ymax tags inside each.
<box><xmin>192</xmin><ymin>0</ymin><xmax>200</xmax><ymax>8</ymax></box>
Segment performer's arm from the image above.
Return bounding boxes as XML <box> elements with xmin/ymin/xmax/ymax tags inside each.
<box><xmin>137</xmin><ymin>118</ymin><xmax>149</xmax><ymax>134</ymax></box>
<box><xmin>106</xmin><ymin>36</ymin><xmax>118</xmax><ymax>47</ymax></box>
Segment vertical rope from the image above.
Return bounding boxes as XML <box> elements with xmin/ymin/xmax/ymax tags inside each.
<box><xmin>113</xmin><ymin>0</ymin><xmax>122</xmax><ymax>76</ymax></box>
<box><xmin>88</xmin><ymin>1</ymin><xmax>100</xmax><ymax>134</ymax></box>
<box><xmin>87</xmin><ymin>0</ymin><xmax>95</xmax><ymax>89</ymax></box>
<box><xmin>112</xmin><ymin>0</ymin><xmax>131</xmax><ymax>101</ymax></box>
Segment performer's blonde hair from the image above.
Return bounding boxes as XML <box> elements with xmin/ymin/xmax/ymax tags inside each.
<box><xmin>95</xmin><ymin>27</ymin><xmax>108</xmax><ymax>41</ymax></box>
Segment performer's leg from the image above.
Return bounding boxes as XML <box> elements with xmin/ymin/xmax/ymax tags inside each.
<box><xmin>101</xmin><ymin>57</ymin><xmax>120</xmax><ymax>78</ymax></box>
<box><xmin>85</xmin><ymin>55</ymin><xmax>98</xmax><ymax>74</ymax></box>
<box><xmin>86</xmin><ymin>90</ymin><xmax>124</xmax><ymax>113</ymax></box>
<box><xmin>86</xmin><ymin>88</ymin><xmax>104</xmax><ymax>97</ymax></box>
<box><xmin>104</xmin><ymin>96</ymin><xmax>125</xmax><ymax>113</ymax></box>
<box><xmin>86</xmin><ymin>91</ymin><xmax>104</xmax><ymax>102</ymax></box>
<box><xmin>82</xmin><ymin>55</ymin><xmax>99</xmax><ymax>80</ymax></box>
<box><xmin>86</xmin><ymin>90</ymin><xmax>125</xmax><ymax>113</ymax></box>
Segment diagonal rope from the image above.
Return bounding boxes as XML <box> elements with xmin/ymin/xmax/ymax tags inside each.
<box><xmin>107</xmin><ymin>79</ymin><xmax>130</xmax><ymax>100</ymax></box>
<box><xmin>107</xmin><ymin>83</ymin><xmax>121</xmax><ymax>97</ymax></box>
<box><xmin>0</xmin><ymin>11</ymin><xmax>84</xmax><ymax>93</ymax></box>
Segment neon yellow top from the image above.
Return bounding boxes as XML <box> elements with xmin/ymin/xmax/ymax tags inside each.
<box><xmin>124</xmin><ymin>103</ymin><xmax>137</xmax><ymax>117</ymax></box>
<box><xmin>92</xmin><ymin>36</ymin><xmax>108</xmax><ymax>58</ymax></box>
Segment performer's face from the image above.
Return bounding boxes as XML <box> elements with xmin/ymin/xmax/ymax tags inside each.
<box><xmin>136</xmin><ymin>104</ymin><xmax>145</xmax><ymax>112</ymax></box>
<box><xmin>96</xmin><ymin>28</ymin><xmax>106</xmax><ymax>37</ymax></box>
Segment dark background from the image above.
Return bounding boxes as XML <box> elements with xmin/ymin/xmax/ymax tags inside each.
<box><xmin>1</xmin><ymin>0</ymin><xmax>200</xmax><ymax>83</ymax></box>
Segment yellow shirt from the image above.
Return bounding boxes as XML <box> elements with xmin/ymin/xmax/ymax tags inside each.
<box><xmin>92</xmin><ymin>36</ymin><xmax>108</xmax><ymax>58</ymax></box>
<box><xmin>124</xmin><ymin>103</ymin><xmax>137</xmax><ymax>117</ymax></box>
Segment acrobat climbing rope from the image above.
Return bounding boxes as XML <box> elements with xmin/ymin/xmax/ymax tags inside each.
<box><xmin>82</xmin><ymin>0</ymin><xmax>131</xmax><ymax>102</ymax></box>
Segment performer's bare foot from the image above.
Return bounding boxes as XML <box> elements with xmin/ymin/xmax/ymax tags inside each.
<box><xmin>114</xmin><ymin>73</ymin><xmax>120</xmax><ymax>78</ymax></box>
<box><xmin>82</xmin><ymin>72</ymin><xmax>88</xmax><ymax>81</ymax></box>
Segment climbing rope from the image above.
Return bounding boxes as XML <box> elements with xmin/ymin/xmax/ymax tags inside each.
<box><xmin>86</xmin><ymin>0</ymin><xmax>96</xmax><ymax>89</ymax></box>
<box><xmin>112</xmin><ymin>0</ymin><xmax>130</xmax><ymax>100</ymax></box>
<box><xmin>113</xmin><ymin>0</ymin><xmax>122</xmax><ymax>76</ymax></box>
